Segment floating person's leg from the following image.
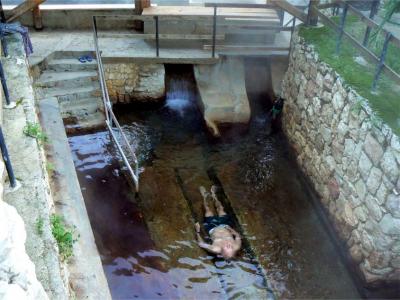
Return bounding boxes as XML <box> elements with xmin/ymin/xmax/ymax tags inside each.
<box><xmin>199</xmin><ymin>186</ymin><xmax>213</xmax><ymax>217</ymax></box>
<box><xmin>211</xmin><ymin>185</ymin><xmax>227</xmax><ymax>217</ymax></box>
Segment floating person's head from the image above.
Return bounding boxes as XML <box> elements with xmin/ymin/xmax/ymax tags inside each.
<box><xmin>221</xmin><ymin>242</ymin><xmax>237</xmax><ymax>260</ymax></box>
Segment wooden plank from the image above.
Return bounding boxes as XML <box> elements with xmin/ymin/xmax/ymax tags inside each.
<box><xmin>318</xmin><ymin>1</ymin><xmax>339</xmax><ymax>10</ymax></box>
<box><xmin>98</xmin><ymin>32</ymin><xmax>225</xmax><ymax>40</ymax></box>
<box><xmin>6</xmin><ymin>0</ymin><xmax>46</xmax><ymax>23</ymax></box>
<box><xmin>204</xmin><ymin>3</ymin><xmax>276</xmax><ymax>9</ymax></box>
<box><xmin>142</xmin><ymin>6</ymin><xmax>278</xmax><ymax>18</ymax></box>
<box><xmin>315</xmin><ymin>8</ymin><xmax>400</xmax><ymax>85</ymax></box>
<box><xmin>270</xmin><ymin>0</ymin><xmax>307</xmax><ymax>23</ymax></box>
<box><xmin>203</xmin><ymin>44</ymin><xmax>290</xmax><ymax>51</ymax></box>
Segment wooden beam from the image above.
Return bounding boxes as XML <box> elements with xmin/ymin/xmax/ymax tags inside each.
<box><xmin>98</xmin><ymin>33</ymin><xmax>226</xmax><ymax>40</ymax></box>
<box><xmin>203</xmin><ymin>44</ymin><xmax>290</xmax><ymax>51</ymax></box>
<box><xmin>7</xmin><ymin>0</ymin><xmax>46</xmax><ymax>23</ymax></box>
<box><xmin>270</xmin><ymin>0</ymin><xmax>307</xmax><ymax>23</ymax></box>
<box><xmin>32</xmin><ymin>6</ymin><xmax>43</xmax><ymax>30</ymax></box>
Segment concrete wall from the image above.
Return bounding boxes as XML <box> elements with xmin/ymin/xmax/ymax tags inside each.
<box><xmin>104</xmin><ymin>62</ymin><xmax>165</xmax><ymax>103</ymax></box>
<box><xmin>281</xmin><ymin>30</ymin><xmax>400</xmax><ymax>285</ymax></box>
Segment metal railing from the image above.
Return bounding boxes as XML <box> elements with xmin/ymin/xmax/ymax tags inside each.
<box><xmin>93</xmin><ymin>16</ymin><xmax>140</xmax><ymax>192</ymax></box>
<box><xmin>94</xmin><ymin>3</ymin><xmax>298</xmax><ymax>60</ymax></box>
<box><xmin>309</xmin><ymin>0</ymin><xmax>400</xmax><ymax>91</ymax></box>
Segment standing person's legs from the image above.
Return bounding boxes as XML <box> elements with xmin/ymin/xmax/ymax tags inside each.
<box><xmin>199</xmin><ymin>186</ymin><xmax>214</xmax><ymax>217</ymax></box>
<box><xmin>211</xmin><ymin>185</ymin><xmax>227</xmax><ymax>217</ymax></box>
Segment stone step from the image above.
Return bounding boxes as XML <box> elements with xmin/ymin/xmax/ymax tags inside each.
<box><xmin>36</xmin><ymin>71</ymin><xmax>98</xmax><ymax>89</ymax></box>
<box><xmin>64</xmin><ymin>111</ymin><xmax>106</xmax><ymax>134</ymax></box>
<box><xmin>47</xmin><ymin>58</ymin><xmax>98</xmax><ymax>72</ymax></box>
<box><xmin>52</xmin><ymin>51</ymin><xmax>96</xmax><ymax>60</ymax></box>
<box><xmin>60</xmin><ymin>97</ymin><xmax>103</xmax><ymax>119</ymax></box>
<box><xmin>40</xmin><ymin>84</ymin><xmax>101</xmax><ymax>102</ymax></box>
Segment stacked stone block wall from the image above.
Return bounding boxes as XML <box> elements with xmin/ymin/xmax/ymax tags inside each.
<box><xmin>104</xmin><ymin>62</ymin><xmax>165</xmax><ymax>103</ymax></box>
<box><xmin>281</xmin><ymin>30</ymin><xmax>400</xmax><ymax>285</ymax></box>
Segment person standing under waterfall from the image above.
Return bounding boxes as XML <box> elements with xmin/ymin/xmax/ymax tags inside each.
<box><xmin>194</xmin><ymin>185</ymin><xmax>242</xmax><ymax>259</ymax></box>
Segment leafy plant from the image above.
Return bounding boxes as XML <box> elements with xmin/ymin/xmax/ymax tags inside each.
<box><xmin>23</xmin><ymin>122</ymin><xmax>48</xmax><ymax>145</ymax></box>
<box><xmin>36</xmin><ymin>217</ymin><xmax>44</xmax><ymax>235</ymax></box>
<box><xmin>50</xmin><ymin>214</ymin><xmax>78</xmax><ymax>262</ymax></box>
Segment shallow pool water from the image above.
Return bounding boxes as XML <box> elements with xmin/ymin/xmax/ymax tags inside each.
<box><xmin>68</xmin><ymin>63</ymin><xmax>388</xmax><ymax>299</ymax></box>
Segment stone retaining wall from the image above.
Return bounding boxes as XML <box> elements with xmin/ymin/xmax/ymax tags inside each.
<box><xmin>104</xmin><ymin>62</ymin><xmax>165</xmax><ymax>103</ymax></box>
<box><xmin>281</xmin><ymin>30</ymin><xmax>400</xmax><ymax>285</ymax></box>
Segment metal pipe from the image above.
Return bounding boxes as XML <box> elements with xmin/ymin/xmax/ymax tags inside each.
<box><xmin>362</xmin><ymin>0</ymin><xmax>379</xmax><ymax>46</ymax></box>
<box><xmin>92</xmin><ymin>15</ymin><xmax>110</xmax><ymax>122</ymax></box>
<box><xmin>155</xmin><ymin>16</ymin><xmax>159</xmax><ymax>57</ymax></box>
<box><xmin>0</xmin><ymin>0</ymin><xmax>5</xmax><ymax>23</ymax></box>
<box><xmin>0</xmin><ymin>127</ymin><xmax>16</xmax><ymax>188</ymax></box>
<box><xmin>0</xmin><ymin>61</ymin><xmax>11</xmax><ymax>105</ymax></box>
<box><xmin>372</xmin><ymin>32</ymin><xmax>392</xmax><ymax>91</ymax></box>
<box><xmin>212</xmin><ymin>5</ymin><xmax>217</xmax><ymax>58</ymax></box>
<box><xmin>107</xmin><ymin>121</ymin><xmax>139</xmax><ymax>192</ymax></box>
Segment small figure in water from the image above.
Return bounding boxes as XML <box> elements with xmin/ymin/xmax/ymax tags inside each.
<box><xmin>270</xmin><ymin>96</ymin><xmax>284</xmax><ymax>121</ymax></box>
<box><xmin>266</xmin><ymin>96</ymin><xmax>285</xmax><ymax>134</ymax></box>
<box><xmin>195</xmin><ymin>185</ymin><xmax>242</xmax><ymax>259</ymax></box>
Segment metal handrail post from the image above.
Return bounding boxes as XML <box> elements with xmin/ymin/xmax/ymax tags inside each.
<box><xmin>0</xmin><ymin>0</ymin><xmax>5</xmax><ymax>23</ymax></box>
<box><xmin>335</xmin><ymin>2</ymin><xmax>348</xmax><ymax>55</ymax></box>
<box><xmin>92</xmin><ymin>15</ymin><xmax>139</xmax><ymax>192</ymax></box>
<box><xmin>212</xmin><ymin>5</ymin><xmax>217</xmax><ymax>58</ymax></box>
<box><xmin>372</xmin><ymin>32</ymin><xmax>392</xmax><ymax>91</ymax></box>
<box><xmin>0</xmin><ymin>61</ymin><xmax>10</xmax><ymax>105</ymax></box>
<box><xmin>0</xmin><ymin>127</ymin><xmax>16</xmax><ymax>188</ymax></box>
<box><xmin>155</xmin><ymin>16</ymin><xmax>159</xmax><ymax>57</ymax></box>
<box><xmin>362</xmin><ymin>0</ymin><xmax>379</xmax><ymax>46</ymax></box>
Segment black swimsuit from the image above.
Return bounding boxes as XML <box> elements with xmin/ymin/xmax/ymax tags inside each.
<box><xmin>203</xmin><ymin>215</ymin><xmax>234</xmax><ymax>234</ymax></box>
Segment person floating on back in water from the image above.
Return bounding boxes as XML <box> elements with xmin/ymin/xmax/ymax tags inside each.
<box><xmin>194</xmin><ymin>185</ymin><xmax>242</xmax><ymax>260</ymax></box>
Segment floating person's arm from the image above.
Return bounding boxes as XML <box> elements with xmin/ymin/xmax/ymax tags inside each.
<box><xmin>195</xmin><ymin>222</ymin><xmax>221</xmax><ymax>254</ymax></box>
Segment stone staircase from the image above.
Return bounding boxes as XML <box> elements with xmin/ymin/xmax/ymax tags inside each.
<box><xmin>35</xmin><ymin>52</ymin><xmax>105</xmax><ymax>133</ymax></box>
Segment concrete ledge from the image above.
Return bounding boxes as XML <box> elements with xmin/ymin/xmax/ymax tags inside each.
<box><xmin>39</xmin><ymin>98</ymin><xmax>111</xmax><ymax>300</ymax></box>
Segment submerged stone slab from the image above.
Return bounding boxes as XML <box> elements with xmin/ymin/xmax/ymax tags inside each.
<box><xmin>138</xmin><ymin>167</ymin><xmax>222</xmax><ymax>300</ymax></box>
<box><xmin>194</xmin><ymin>57</ymin><xmax>251</xmax><ymax>136</ymax></box>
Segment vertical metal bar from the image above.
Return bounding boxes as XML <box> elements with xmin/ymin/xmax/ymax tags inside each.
<box><xmin>0</xmin><ymin>61</ymin><xmax>10</xmax><ymax>105</ymax></box>
<box><xmin>372</xmin><ymin>32</ymin><xmax>392</xmax><ymax>91</ymax></box>
<box><xmin>336</xmin><ymin>2</ymin><xmax>348</xmax><ymax>55</ymax></box>
<box><xmin>0</xmin><ymin>127</ymin><xmax>16</xmax><ymax>188</ymax></box>
<box><xmin>212</xmin><ymin>5</ymin><xmax>217</xmax><ymax>58</ymax></box>
<box><xmin>363</xmin><ymin>0</ymin><xmax>379</xmax><ymax>46</ymax></box>
<box><xmin>0</xmin><ymin>0</ymin><xmax>5</xmax><ymax>23</ymax></box>
<box><xmin>307</xmin><ymin>0</ymin><xmax>319</xmax><ymax>26</ymax></box>
<box><xmin>278</xmin><ymin>9</ymin><xmax>284</xmax><ymax>27</ymax></box>
<box><xmin>154</xmin><ymin>16</ymin><xmax>159</xmax><ymax>57</ymax></box>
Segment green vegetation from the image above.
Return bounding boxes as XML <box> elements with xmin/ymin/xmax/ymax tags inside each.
<box><xmin>299</xmin><ymin>16</ymin><xmax>400</xmax><ymax>135</ymax></box>
<box><xmin>23</xmin><ymin>122</ymin><xmax>49</xmax><ymax>145</ymax></box>
<box><xmin>36</xmin><ymin>217</ymin><xmax>44</xmax><ymax>235</ymax></box>
<box><xmin>50</xmin><ymin>214</ymin><xmax>78</xmax><ymax>262</ymax></box>
<box><xmin>46</xmin><ymin>162</ymin><xmax>56</xmax><ymax>177</ymax></box>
